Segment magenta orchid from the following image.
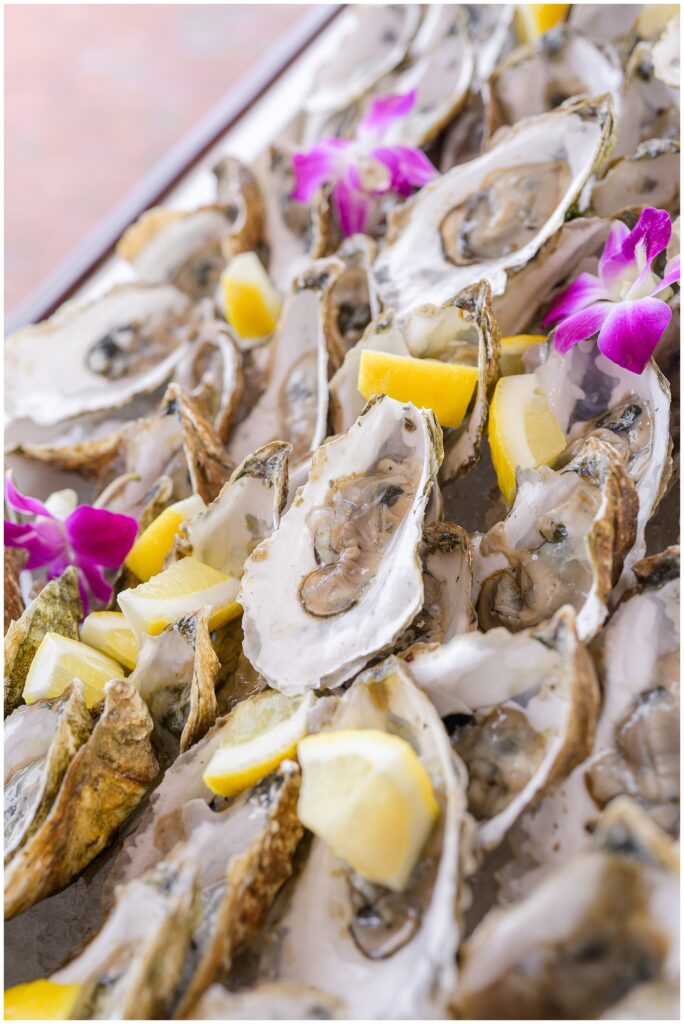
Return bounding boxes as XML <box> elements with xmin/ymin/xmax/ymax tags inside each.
<box><xmin>4</xmin><ymin>474</ymin><xmax>138</xmax><ymax>614</ymax></box>
<box><xmin>542</xmin><ymin>207</ymin><xmax>680</xmax><ymax>374</ymax></box>
<box><xmin>292</xmin><ymin>89</ymin><xmax>438</xmax><ymax>236</ymax></box>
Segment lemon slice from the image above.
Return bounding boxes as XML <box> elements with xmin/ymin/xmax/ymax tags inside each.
<box><xmin>4</xmin><ymin>980</ymin><xmax>82</xmax><ymax>1020</ymax></box>
<box><xmin>499</xmin><ymin>334</ymin><xmax>547</xmax><ymax>376</ymax></box>
<box><xmin>23</xmin><ymin>633</ymin><xmax>124</xmax><ymax>707</ymax></box>
<box><xmin>515</xmin><ymin>4</ymin><xmax>570</xmax><ymax>43</ymax></box>
<box><xmin>124</xmin><ymin>493</ymin><xmax>205</xmax><ymax>582</ymax></box>
<box><xmin>118</xmin><ymin>556</ymin><xmax>241</xmax><ymax>638</ymax></box>
<box><xmin>488</xmin><ymin>373</ymin><xmax>567</xmax><ymax>505</ymax></box>
<box><xmin>80</xmin><ymin>611</ymin><xmax>139</xmax><ymax>670</ymax></box>
<box><xmin>203</xmin><ymin>689</ymin><xmax>314</xmax><ymax>797</ymax></box>
<box><xmin>297</xmin><ymin>729</ymin><xmax>440</xmax><ymax>892</ymax></box>
<box><xmin>358</xmin><ymin>349</ymin><xmax>479</xmax><ymax>428</ymax></box>
<box><xmin>221</xmin><ymin>251</ymin><xmax>281</xmax><ymax>340</ymax></box>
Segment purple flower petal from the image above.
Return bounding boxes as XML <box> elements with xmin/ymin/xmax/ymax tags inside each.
<box><xmin>370</xmin><ymin>145</ymin><xmax>437</xmax><ymax>197</ymax></box>
<box><xmin>542</xmin><ymin>273</ymin><xmax>609</xmax><ymax>326</ymax></box>
<box><xmin>291</xmin><ymin>140</ymin><xmax>349</xmax><ymax>202</ymax></box>
<box><xmin>78</xmin><ymin>559</ymin><xmax>114</xmax><ymax>606</ymax></box>
<box><xmin>358</xmin><ymin>89</ymin><xmax>417</xmax><ymax>138</ymax></box>
<box><xmin>66</xmin><ymin>505</ymin><xmax>138</xmax><ymax>569</ymax></box>
<box><xmin>621</xmin><ymin>207</ymin><xmax>672</xmax><ymax>267</ymax></box>
<box><xmin>651</xmin><ymin>255</ymin><xmax>681</xmax><ymax>295</ymax></box>
<box><xmin>598</xmin><ymin>220</ymin><xmax>630</xmax><ymax>285</ymax></box>
<box><xmin>5</xmin><ymin>473</ymin><xmax>55</xmax><ymax>520</ymax></box>
<box><xmin>4</xmin><ymin>518</ymin><xmax>66</xmax><ymax>570</ymax></box>
<box><xmin>597</xmin><ymin>297</ymin><xmax>672</xmax><ymax>374</ymax></box>
<box><xmin>332</xmin><ymin>174</ymin><xmax>371</xmax><ymax>236</ymax></box>
<box><xmin>552</xmin><ymin>302</ymin><xmax>612</xmax><ymax>354</ymax></box>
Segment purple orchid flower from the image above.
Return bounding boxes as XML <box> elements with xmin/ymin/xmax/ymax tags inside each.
<box><xmin>542</xmin><ymin>207</ymin><xmax>680</xmax><ymax>374</ymax></box>
<box><xmin>292</xmin><ymin>89</ymin><xmax>438</xmax><ymax>236</ymax></box>
<box><xmin>4</xmin><ymin>474</ymin><xmax>138</xmax><ymax>615</ymax></box>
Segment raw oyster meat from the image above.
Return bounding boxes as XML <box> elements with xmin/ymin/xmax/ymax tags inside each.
<box><xmin>227</xmin><ymin>660</ymin><xmax>472</xmax><ymax>1019</ymax></box>
<box><xmin>5</xmin><ymin>679</ymin><xmax>157</xmax><ymax>918</ymax></box>
<box><xmin>460</xmin><ymin>799</ymin><xmax>679</xmax><ymax>1019</ymax></box>
<box><xmin>374</xmin><ymin>97</ymin><xmax>616</xmax><ymax>317</ymax></box>
<box><xmin>473</xmin><ymin>436</ymin><xmax>638</xmax><ymax>641</ymax></box>
<box><xmin>5</xmin><ymin>284</ymin><xmax>190</xmax><ymax>427</ymax></box>
<box><xmin>405</xmin><ymin>605</ymin><xmax>599</xmax><ymax>850</ymax></box>
<box><xmin>239</xmin><ymin>396</ymin><xmax>442</xmax><ymax>692</ymax></box>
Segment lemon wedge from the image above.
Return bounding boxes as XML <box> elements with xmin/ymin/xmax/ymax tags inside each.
<box><xmin>23</xmin><ymin>633</ymin><xmax>124</xmax><ymax>707</ymax></box>
<box><xmin>488</xmin><ymin>373</ymin><xmax>567</xmax><ymax>505</ymax></box>
<box><xmin>297</xmin><ymin>729</ymin><xmax>439</xmax><ymax>891</ymax></box>
<box><xmin>221</xmin><ymin>251</ymin><xmax>281</xmax><ymax>339</ymax></box>
<box><xmin>499</xmin><ymin>334</ymin><xmax>547</xmax><ymax>376</ymax></box>
<box><xmin>118</xmin><ymin>556</ymin><xmax>241</xmax><ymax>638</ymax></box>
<box><xmin>4</xmin><ymin>980</ymin><xmax>82</xmax><ymax>1020</ymax></box>
<box><xmin>203</xmin><ymin>689</ymin><xmax>313</xmax><ymax>797</ymax></box>
<box><xmin>515</xmin><ymin>4</ymin><xmax>570</xmax><ymax>42</ymax></box>
<box><xmin>124</xmin><ymin>493</ymin><xmax>206</xmax><ymax>582</ymax></box>
<box><xmin>358</xmin><ymin>349</ymin><xmax>479</xmax><ymax>428</ymax></box>
<box><xmin>80</xmin><ymin>611</ymin><xmax>139</xmax><ymax>670</ymax></box>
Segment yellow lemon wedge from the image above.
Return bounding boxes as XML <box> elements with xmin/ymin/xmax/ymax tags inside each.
<box><xmin>118</xmin><ymin>556</ymin><xmax>241</xmax><ymax>638</ymax></box>
<box><xmin>297</xmin><ymin>729</ymin><xmax>440</xmax><ymax>892</ymax></box>
<box><xmin>488</xmin><ymin>373</ymin><xmax>567</xmax><ymax>506</ymax></box>
<box><xmin>202</xmin><ymin>689</ymin><xmax>314</xmax><ymax>797</ymax></box>
<box><xmin>4</xmin><ymin>979</ymin><xmax>82</xmax><ymax>1020</ymax></box>
<box><xmin>515</xmin><ymin>4</ymin><xmax>570</xmax><ymax>43</ymax></box>
<box><xmin>499</xmin><ymin>334</ymin><xmax>547</xmax><ymax>376</ymax></box>
<box><xmin>80</xmin><ymin>611</ymin><xmax>139</xmax><ymax>671</ymax></box>
<box><xmin>23</xmin><ymin>633</ymin><xmax>124</xmax><ymax>708</ymax></box>
<box><xmin>358</xmin><ymin>349</ymin><xmax>479</xmax><ymax>428</ymax></box>
<box><xmin>221</xmin><ymin>251</ymin><xmax>281</xmax><ymax>340</ymax></box>
<box><xmin>124</xmin><ymin>493</ymin><xmax>206</xmax><ymax>582</ymax></box>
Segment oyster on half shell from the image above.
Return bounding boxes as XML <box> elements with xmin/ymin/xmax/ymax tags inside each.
<box><xmin>227</xmin><ymin>660</ymin><xmax>472</xmax><ymax>1020</ymax></box>
<box><xmin>473</xmin><ymin>436</ymin><xmax>638</xmax><ymax>641</ymax></box>
<box><xmin>373</xmin><ymin>97</ymin><xmax>616</xmax><ymax>318</ymax></box>
<box><xmin>239</xmin><ymin>395</ymin><xmax>442</xmax><ymax>692</ymax></box>
<box><xmin>404</xmin><ymin>605</ymin><xmax>599</xmax><ymax>852</ymax></box>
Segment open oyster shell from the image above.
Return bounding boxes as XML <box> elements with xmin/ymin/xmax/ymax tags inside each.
<box><xmin>5</xmin><ymin>679</ymin><xmax>158</xmax><ymax>919</ymax></box>
<box><xmin>373</xmin><ymin>96</ymin><xmax>616</xmax><ymax>317</ymax></box>
<box><xmin>459</xmin><ymin>798</ymin><xmax>679</xmax><ymax>1020</ymax></box>
<box><xmin>498</xmin><ymin>547</ymin><xmax>679</xmax><ymax>903</ymax></box>
<box><xmin>614</xmin><ymin>41</ymin><xmax>680</xmax><ymax>159</ymax></box>
<box><xmin>589</xmin><ymin>138</ymin><xmax>680</xmax><ymax>218</ymax></box>
<box><xmin>188</xmin><ymin>981</ymin><xmax>344</xmax><ymax>1020</ymax></box>
<box><xmin>240</xmin><ymin>395</ymin><xmax>442</xmax><ymax>692</ymax></box>
<box><xmin>5</xmin><ymin>284</ymin><xmax>191</xmax><ymax>427</ymax></box>
<box><xmin>404</xmin><ymin>605</ymin><xmax>599</xmax><ymax>851</ymax></box>
<box><xmin>228</xmin><ymin>258</ymin><xmax>344</xmax><ymax>465</ymax></box>
<box><xmin>4</xmin><ymin>547</ymin><xmax>25</xmax><ymax>635</ymax></box>
<box><xmin>326</xmin><ymin>234</ymin><xmax>379</xmax><ymax>367</ymax></box>
<box><xmin>4</xmin><ymin>567</ymin><xmax>82</xmax><ymax>717</ymax></box>
<box><xmin>473</xmin><ymin>436</ymin><xmax>638</xmax><ymax>641</ymax></box>
<box><xmin>179</xmin><ymin>440</ymin><xmax>290</xmax><ymax>576</ymax></box>
<box><xmin>171</xmin><ymin>315</ymin><xmax>243</xmax><ymax>442</ymax></box>
<box><xmin>159</xmin><ymin>383</ymin><xmax>235</xmax><ymax>504</ymax></box>
<box><xmin>5</xmin><ymin>682</ymin><xmax>92</xmax><ymax>863</ymax></box>
<box><xmin>487</xmin><ymin>26</ymin><xmax>622</xmax><ymax>134</ymax></box>
<box><xmin>228</xmin><ymin>659</ymin><xmax>472</xmax><ymax>1019</ymax></box>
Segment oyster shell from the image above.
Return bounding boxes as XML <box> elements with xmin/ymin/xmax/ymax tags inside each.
<box><xmin>652</xmin><ymin>12</ymin><xmax>680</xmax><ymax>89</ymax></box>
<box><xmin>171</xmin><ymin>315</ymin><xmax>243</xmax><ymax>442</ymax></box>
<box><xmin>472</xmin><ymin>436</ymin><xmax>638</xmax><ymax>641</ymax></box>
<box><xmin>160</xmin><ymin>384</ymin><xmax>235</xmax><ymax>504</ymax></box>
<box><xmin>488</xmin><ymin>27</ymin><xmax>623</xmax><ymax>134</ymax></box>
<box><xmin>5</xmin><ymin>682</ymin><xmax>92</xmax><ymax>863</ymax></box>
<box><xmin>179</xmin><ymin>440</ymin><xmax>290</xmax><ymax>576</ymax></box>
<box><xmin>459</xmin><ymin>799</ymin><xmax>679</xmax><ymax>1020</ymax></box>
<box><xmin>464</xmin><ymin>3</ymin><xmax>515</xmax><ymax>81</ymax></box>
<box><xmin>127</xmin><ymin>607</ymin><xmax>220</xmax><ymax>760</ymax></box>
<box><xmin>535</xmin><ymin>340</ymin><xmax>673</xmax><ymax>579</ymax></box>
<box><xmin>373</xmin><ymin>97</ymin><xmax>616</xmax><ymax>317</ymax></box>
<box><xmin>589</xmin><ymin>138</ymin><xmax>680</xmax><ymax>218</ymax></box>
<box><xmin>602</xmin><ymin>979</ymin><xmax>680</xmax><ymax>1020</ymax></box>
<box><xmin>4</xmin><ymin>567</ymin><xmax>82</xmax><ymax>717</ymax></box>
<box><xmin>498</xmin><ymin>547</ymin><xmax>679</xmax><ymax>902</ymax></box>
<box><xmin>228</xmin><ymin>659</ymin><xmax>472</xmax><ymax>1019</ymax></box>
<box><xmin>5</xmin><ymin>679</ymin><xmax>158</xmax><ymax>918</ymax></box>
<box><xmin>613</xmin><ymin>41</ymin><xmax>680</xmax><ymax>159</ymax></box>
<box><xmin>5</xmin><ymin>284</ymin><xmax>190</xmax><ymax>427</ymax></box>
<box><xmin>4</xmin><ymin>547</ymin><xmax>25</xmax><ymax>634</ymax></box>
<box><xmin>404</xmin><ymin>605</ymin><xmax>599</xmax><ymax>851</ymax></box>
<box><xmin>240</xmin><ymin>395</ymin><xmax>442</xmax><ymax>692</ymax></box>
<box><xmin>326</xmin><ymin>234</ymin><xmax>379</xmax><ymax>368</ymax></box>
<box><xmin>228</xmin><ymin>258</ymin><xmax>344</xmax><ymax>465</ymax></box>
<box><xmin>188</xmin><ymin>981</ymin><xmax>344</xmax><ymax>1020</ymax></box>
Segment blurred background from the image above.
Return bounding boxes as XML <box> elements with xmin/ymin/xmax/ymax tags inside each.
<box><xmin>5</xmin><ymin>4</ymin><xmax>306</xmax><ymax>312</ymax></box>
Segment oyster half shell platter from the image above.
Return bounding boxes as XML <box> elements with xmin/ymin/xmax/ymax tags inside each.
<box><xmin>4</xmin><ymin>4</ymin><xmax>681</xmax><ymax>1020</ymax></box>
